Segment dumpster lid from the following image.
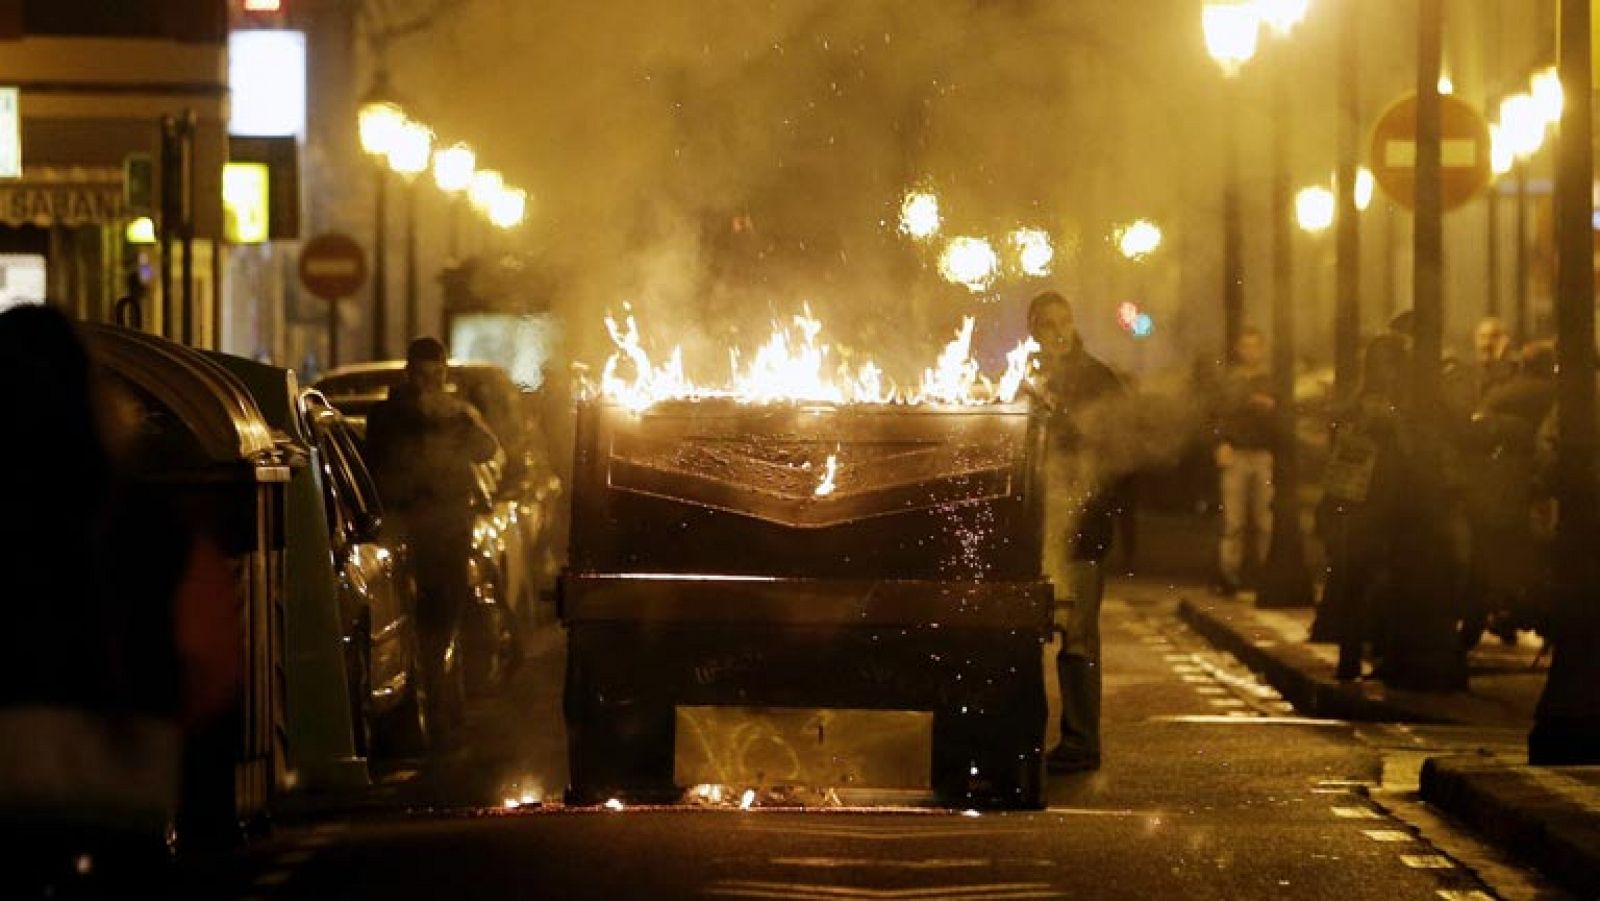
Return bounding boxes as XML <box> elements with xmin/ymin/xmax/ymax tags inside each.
<box><xmin>83</xmin><ymin>324</ymin><xmax>278</xmax><ymax>466</ymax></box>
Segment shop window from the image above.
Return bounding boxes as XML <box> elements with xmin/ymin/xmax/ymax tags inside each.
<box><xmin>0</xmin><ymin>253</ymin><xmax>45</xmax><ymax>313</ymax></box>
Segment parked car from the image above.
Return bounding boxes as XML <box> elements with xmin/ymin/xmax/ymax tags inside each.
<box><xmin>315</xmin><ymin>363</ymin><xmax>541</xmax><ymax>696</ymax></box>
<box><xmin>315</xmin><ymin>362</ymin><xmax>557</xmax><ymax>650</ymax></box>
<box><xmin>300</xmin><ymin>390</ymin><xmax>456</xmax><ymax>756</ymax></box>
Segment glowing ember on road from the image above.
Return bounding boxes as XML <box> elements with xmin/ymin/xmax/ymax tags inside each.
<box><xmin>939</xmin><ymin>236</ymin><xmax>1000</xmax><ymax>292</ymax></box>
<box><xmin>899</xmin><ymin>191</ymin><xmax>941</xmax><ymax>239</ymax></box>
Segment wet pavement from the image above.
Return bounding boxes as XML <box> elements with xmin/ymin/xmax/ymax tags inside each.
<box><xmin>1180</xmin><ymin>587</ymin><xmax>1599</xmax><ymax>899</ymax></box>
<box><xmin>213</xmin><ymin>581</ymin><xmax>1570</xmax><ymax>900</ymax></box>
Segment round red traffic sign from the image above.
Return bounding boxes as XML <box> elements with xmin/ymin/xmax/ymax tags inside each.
<box><xmin>1369</xmin><ymin>93</ymin><xmax>1493</xmax><ymax>212</ymax></box>
<box><xmin>298</xmin><ymin>232</ymin><xmax>368</xmax><ymax>300</ymax></box>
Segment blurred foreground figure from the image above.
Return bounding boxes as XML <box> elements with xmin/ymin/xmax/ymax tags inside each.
<box><xmin>365</xmin><ymin>338</ymin><xmax>500</xmax><ymax>742</ymax></box>
<box><xmin>0</xmin><ymin>306</ymin><xmax>237</xmax><ymax>897</ymax></box>
<box><xmin>1026</xmin><ymin>292</ymin><xmax>1125</xmax><ymax>773</ymax></box>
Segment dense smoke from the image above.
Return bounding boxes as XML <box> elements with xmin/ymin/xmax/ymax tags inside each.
<box><xmin>392</xmin><ymin>0</ymin><xmax>1222</xmax><ymax>382</ymax></box>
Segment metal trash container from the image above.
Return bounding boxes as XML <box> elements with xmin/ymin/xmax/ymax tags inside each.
<box><xmin>86</xmin><ymin>325</ymin><xmax>291</xmax><ymax>839</ymax></box>
<box><xmin>560</xmin><ymin>399</ymin><xmax>1053</xmax><ymax>809</ymax></box>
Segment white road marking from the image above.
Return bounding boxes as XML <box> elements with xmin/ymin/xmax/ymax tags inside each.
<box><xmin>1400</xmin><ymin>855</ymin><xmax>1455</xmax><ymax>869</ymax></box>
<box><xmin>1207</xmin><ymin>698</ymin><xmax>1247</xmax><ymax>708</ymax></box>
<box><xmin>1180</xmin><ymin>674</ymin><xmax>1212</xmax><ymax>683</ymax></box>
<box><xmin>704</xmin><ymin>880</ymin><xmax>1065</xmax><ymax>900</ymax></box>
<box><xmin>1361</xmin><ymin>830</ymin><xmax>1414</xmax><ymax>843</ymax></box>
<box><xmin>1162</xmin><ymin>654</ymin><xmax>1193</xmax><ymax>662</ymax></box>
<box><xmin>767</xmin><ymin>858</ymin><xmax>992</xmax><ymax>870</ymax></box>
<box><xmin>1195</xmin><ymin>686</ymin><xmax>1229</xmax><ymax>695</ymax></box>
<box><xmin>1146</xmin><ymin>715</ymin><xmax>1346</xmax><ymax>726</ymax></box>
<box><xmin>253</xmin><ymin>870</ymin><xmax>293</xmax><ymax>886</ymax></box>
<box><xmin>1436</xmin><ymin>892</ymin><xmax>1495</xmax><ymax>901</ymax></box>
<box><xmin>1170</xmin><ymin>664</ymin><xmax>1203</xmax><ymax>674</ymax></box>
<box><xmin>1331</xmin><ymin>806</ymin><xmax>1382</xmax><ymax>819</ymax></box>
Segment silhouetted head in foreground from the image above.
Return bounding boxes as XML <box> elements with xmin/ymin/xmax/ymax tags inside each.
<box><xmin>406</xmin><ymin>336</ymin><xmax>449</xmax><ymax>396</ymax></box>
<box><xmin>0</xmin><ymin>304</ymin><xmax>112</xmax><ymax>518</ymax></box>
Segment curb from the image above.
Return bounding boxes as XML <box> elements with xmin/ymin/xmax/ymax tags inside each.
<box><xmin>1419</xmin><ymin>756</ymin><xmax>1600</xmax><ymax>898</ymax></box>
<box><xmin>1176</xmin><ymin>596</ymin><xmax>1445</xmax><ymax>724</ymax></box>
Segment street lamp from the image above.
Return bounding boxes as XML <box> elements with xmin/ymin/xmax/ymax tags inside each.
<box><xmin>1116</xmin><ymin>220</ymin><xmax>1163</xmax><ymax>260</ymax></box>
<box><xmin>1353</xmin><ymin>167</ymin><xmax>1375</xmax><ymax>212</ymax></box>
<box><xmin>387</xmin><ymin>117</ymin><xmax>433</xmax><ymax>342</ymax></box>
<box><xmin>1295</xmin><ymin>185</ymin><xmax>1336</xmax><ymax>233</ymax></box>
<box><xmin>432</xmin><ymin>142</ymin><xmax>475</xmax><ymax>260</ymax></box>
<box><xmin>1501</xmin><ymin>92</ymin><xmax>1545</xmax><ymax>345</ymax></box>
<box><xmin>488</xmin><ymin>186</ymin><xmax>527</xmax><ymax>230</ymax></box>
<box><xmin>1204</xmin><ymin>2</ymin><xmax>1260</xmax><ymax>363</ymax></box>
<box><xmin>358</xmin><ymin>78</ymin><xmax>405</xmax><ymax>360</ymax></box>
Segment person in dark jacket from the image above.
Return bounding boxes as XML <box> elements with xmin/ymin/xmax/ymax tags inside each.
<box><xmin>1025</xmin><ymin>291</ymin><xmax>1126</xmax><ymax>773</ymax></box>
<box><xmin>1318</xmin><ymin>334</ymin><xmax>1410</xmax><ymax>681</ymax></box>
<box><xmin>364</xmin><ymin>338</ymin><xmax>500</xmax><ymax>740</ymax></box>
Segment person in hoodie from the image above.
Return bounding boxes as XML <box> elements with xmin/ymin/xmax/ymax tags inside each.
<box><xmin>364</xmin><ymin>338</ymin><xmax>500</xmax><ymax>739</ymax></box>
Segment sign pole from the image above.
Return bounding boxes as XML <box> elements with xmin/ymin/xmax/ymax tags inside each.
<box><xmin>1388</xmin><ymin>0</ymin><xmax>1466</xmax><ymax>690</ymax></box>
<box><xmin>1531</xmin><ymin>0</ymin><xmax>1600</xmax><ymax>765</ymax></box>
<box><xmin>300</xmin><ymin>233</ymin><xmax>370</xmax><ymax>374</ymax></box>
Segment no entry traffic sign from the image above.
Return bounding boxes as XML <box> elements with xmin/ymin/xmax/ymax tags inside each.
<box><xmin>1369</xmin><ymin>93</ymin><xmax>1493</xmax><ymax>213</ymax></box>
<box><xmin>298</xmin><ymin>232</ymin><xmax>368</xmax><ymax>300</ymax></box>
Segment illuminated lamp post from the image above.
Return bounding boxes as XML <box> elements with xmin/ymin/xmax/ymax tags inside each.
<box><xmin>387</xmin><ymin>117</ymin><xmax>433</xmax><ymax>342</ymax></box>
<box><xmin>433</xmin><ymin>142</ymin><xmax>476</xmax><ymax>260</ymax></box>
<box><xmin>468</xmin><ymin>169</ymin><xmax>505</xmax><ymax>255</ymax></box>
<box><xmin>1250</xmin><ymin>0</ymin><xmax>1314</xmax><ymax>609</ymax></box>
<box><xmin>358</xmin><ymin>78</ymin><xmax>405</xmax><ymax>360</ymax></box>
<box><xmin>1202</xmin><ymin>2</ymin><xmax>1260</xmax><ymax>364</ymax></box>
<box><xmin>1499</xmin><ymin>92</ymin><xmax>1546</xmax><ymax>345</ymax></box>
<box><xmin>1530</xmin><ymin>0</ymin><xmax>1600</xmax><ymax>765</ymax></box>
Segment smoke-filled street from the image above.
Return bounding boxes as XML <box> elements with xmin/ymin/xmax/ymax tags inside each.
<box><xmin>7</xmin><ymin>2</ymin><xmax>1600</xmax><ymax>899</ymax></box>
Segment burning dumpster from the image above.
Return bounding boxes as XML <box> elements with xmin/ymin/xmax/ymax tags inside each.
<box><xmin>560</xmin><ymin>391</ymin><xmax>1052</xmax><ymax>809</ymax></box>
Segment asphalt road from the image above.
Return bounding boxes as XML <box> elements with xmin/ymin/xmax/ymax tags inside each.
<box><xmin>220</xmin><ymin>582</ymin><xmax>1567</xmax><ymax>901</ymax></box>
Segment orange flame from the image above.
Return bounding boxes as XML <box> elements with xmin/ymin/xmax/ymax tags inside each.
<box><xmin>594</xmin><ymin>307</ymin><xmax>1040</xmax><ymax>410</ymax></box>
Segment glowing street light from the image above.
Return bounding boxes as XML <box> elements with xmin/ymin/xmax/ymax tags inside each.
<box><xmin>898</xmin><ymin>191</ymin><xmax>941</xmax><ymax>239</ymax></box>
<box><xmin>1010</xmin><ymin>228</ymin><xmax>1054</xmax><ymax>277</ymax></box>
<box><xmin>387</xmin><ymin>118</ymin><xmax>433</xmax><ymax>176</ymax></box>
<box><xmin>433</xmin><ymin>142</ymin><xmax>476</xmax><ymax>193</ymax></box>
<box><xmin>1296</xmin><ymin>185</ymin><xmax>1336</xmax><ymax>233</ymax></box>
<box><xmin>1490</xmin><ymin>124</ymin><xmax>1515</xmax><ymax>176</ymax></box>
<box><xmin>1531</xmin><ymin>65</ymin><xmax>1564</xmax><ymax>126</ymax></box>
<box><xmin>1254</xmin><ymin>0</ymin><xmax>1309</xmax><ymax>36</ymax></box>
<box><xmin>1499</xmin><ymin>93</ymin><xmax>1547</xmax><ymax>159</ymax></box>
<box><xmin>938</xmin><ymin>236</ymin><xmax>1000</xmax><ymax>292</ymax></box>
<box><xmin>489</xmin><ymin>186</ymin><xmax>527</xmax><ymax>229</ymax></box>
<box><xmin>358</xmin><ymin>100</ymin><xmax>405</xmax><ymax>158</ymax></box>
<box><xmin>1203</xmin><ymin>3</ymin><xmax>1261</xmax><ymax>76</ymax></box>
<box><xmin>1116</xmin><ymin>220</ymin><xmax>1163</xmax><ymax>260</ymax></box>
<box><xmin>469</xmin><ymin>169</ymin><xmax>505</xmax><ymax>214</ymax></box>
<box><xmin>1354</xmin><ymin>167</ymin><xmax>1375</xmax><ymax>212</ymax></box>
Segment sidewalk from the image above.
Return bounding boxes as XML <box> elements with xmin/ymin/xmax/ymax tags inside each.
<box><xmin>1176</xmin><ymin>589</ymin><xmax>1600</xmax><ymax>897</ymax></box>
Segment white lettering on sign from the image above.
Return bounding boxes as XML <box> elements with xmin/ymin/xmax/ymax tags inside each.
<box><xmin>304</xmin><ymin>259</ymin><xmax>360</xmax><ymax>277</ymax></box>
<box><xmin>0</xmin><ymin>89</ymin><xmax>19</xmax><ymax>180</ymax></box>
<box><xmin>1384</xmin><ymin>139</ymin><xmax>1480</xmax><ymax>169</ymax></box>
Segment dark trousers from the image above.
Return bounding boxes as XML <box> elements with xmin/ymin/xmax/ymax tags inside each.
<box><xmin>407</xmin><ymin>524</ymin><xmax>472</xmax><ymax>729</ymax></box>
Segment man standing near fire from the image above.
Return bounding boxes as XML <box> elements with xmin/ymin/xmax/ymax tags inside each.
<box><xmin>1026</xmin><ymin>291</ymin><xmax>1127</xmax><ymax>773</ymax></box>
<box><xmin>366</xmin><ymin>338</ymin><xmax>501</xmax><ymax>744</ymax></box>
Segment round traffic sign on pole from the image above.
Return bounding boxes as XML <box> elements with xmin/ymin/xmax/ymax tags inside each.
<box><xmin>1369</xmin><ymin>93</ymin><xmax>1493</xmax><ymax>212</ymax></box>
<box><xmin>299</xmin><ymin>233</ymin><xmax>368</xmax><ymax>369</ymax></box>
<box><xmin>299</xmin><ymin>232</ymin><xmax>369</xmax><ymax>300</ymax></box>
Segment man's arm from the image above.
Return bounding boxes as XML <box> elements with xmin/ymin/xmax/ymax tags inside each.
<box><xmin>455</xmin><ymin>402</ymin><xmax>502</xmax><ymax>465</ymax></box>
